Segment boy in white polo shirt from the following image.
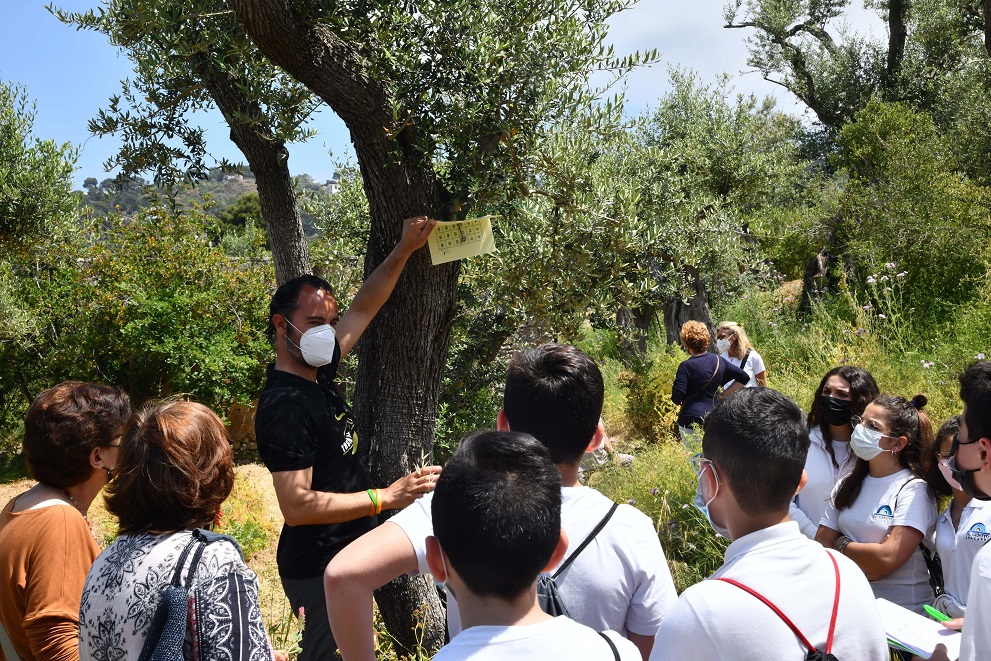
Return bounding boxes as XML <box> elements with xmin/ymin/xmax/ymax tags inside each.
<box><xmin>652</xmin><ymin>388</ymin><xmax>888</xmax><ymax>660</ymax></box>
<box><xmin>325</xmin><ymin>344</ymin><xmax>676</xmax><ymax>661</ymax></box>
<box><xmin>426</xmin><ymin>429</ymin><xmax>640</xmax><ymax>661</ymax></box>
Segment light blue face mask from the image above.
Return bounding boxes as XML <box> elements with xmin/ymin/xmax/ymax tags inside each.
<box><xmin>693</xmin><ymin>460</ymin><xmax>731</xmax><ymax>539</ymax></box>
<box><xmin>433</xmin><ymin>549</ymin><xmax>458</xmax><ymax>602</ymax></box>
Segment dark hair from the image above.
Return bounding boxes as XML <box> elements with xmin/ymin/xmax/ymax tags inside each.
<box><xmin>960</xmin><ymin>361</ymin><xmax>991</xmax><ymax>442</ymax></box>
<box><xmin>267</xmin><ymin>274</ymin><xmax>335</xmax><ymax>344</ymax></box>
<box><xmin>503</xmin><ymin>344</ymin><xmax>603</xmax><ymax>465</ymax></box>
<box><xmin>432</xmin><ymin>430</ymin><xmax>562</xmax><ymax>600</ymax></box>
<box><xmin>925</xmin><ymin>415</ymin><xmax>961</xmax><ymax>497</ymax></box>
<box><xmin>106</xmin><ymin>401</ymin><xmax>234</xmax><ymax>535</ymax></box>
<box><xmin>834</xmin><ymin>394</ymin><xmax>933</xmax><ymax>510</ymax></box>
<box><xmin>22</xmin><ymin>381</ymin><xmax>131</xmax><ymax>489</ymax></box>
<box><xmin>702</xmin><ymin>388</ymin><xmax>809</xmax><ymax>514</ymax></box>
<box><xmin>808</xmin><ymin>366</ymin><xmax>880</xmax><ymax>467</ymax></box>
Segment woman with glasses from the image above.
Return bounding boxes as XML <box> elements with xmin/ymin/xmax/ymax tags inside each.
<box><xmin>816</xmin><ymin>394</ymin><xmax>938</xmax><ymax>615</ymax></box>
<box><xmin>0</xmin><ymin>382</ymin><xmax>131</xmax><ymax>660</ymax></box>
<box><xmin>791</xmin><ymin>366</ymin><xmax>880</xmax><ymax>539</ymax></box>
<box><xmin>714</xmin><ymin>321</ymin><xmax>767</xmax><ymax>388</ymax></box>
<box><xmin>924</xmin><ymin>415</ymin><xmax>991</xmax><ymax>618</ymax></box>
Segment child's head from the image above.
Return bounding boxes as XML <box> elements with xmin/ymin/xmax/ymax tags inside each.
<box><xmin>428</xmin><ymin>430</ymin><xmax>565</xmax><ymax>600</ymax></box>
<box><xmin>503</xmin><ymin>344</ymin><xmax>604</xmax><ymax>465</ymax></box>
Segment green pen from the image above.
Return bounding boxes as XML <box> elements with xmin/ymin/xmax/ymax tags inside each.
<box><xmin>924</xmin><ymin>604</ymin><xmax>951</xmax><ymax>622</ymax></box>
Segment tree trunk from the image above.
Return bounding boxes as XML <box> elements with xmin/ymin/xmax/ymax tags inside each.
<box><xmin>985</xmin><ymin>0</ymin><xmax>991</xmax><ymax>58</ymax></box>
<box><xmin>662</xmin><ymin>266</ymin><xmax>714</xmax><ymax>347</ymax></box>
<box><xmin>199</xmin><ymin>65</ymin><xmax>311</xmax><ymax>285</ymax></box>
<box><xmin>616</xmin><ymin>306</ymin><xmax>653</xmax><ymax>365</ymax></box>
<box><xmin>884</xmin><ymin>0</ymin><xmax>909</xmax><ymax>93</ymax></box>
<box><xmin>799</xmin><ymin>221</ymin><xmax>840</xmax><ymax>316</ymax></box>
<box><xmin>231</xmin><ymin>1</ymin><xmax>456</xmax><ymax>651</ymax></box>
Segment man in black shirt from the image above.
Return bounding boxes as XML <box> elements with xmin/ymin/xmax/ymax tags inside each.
<box><xmin>256</xmin><ymin>215</ymin><xmax>442</xmax><ymax>661</ymax></box>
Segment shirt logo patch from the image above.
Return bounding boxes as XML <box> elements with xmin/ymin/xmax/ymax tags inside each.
<box><xmin>871</xmin><ymin>505</ymin><xmax>894</xmax><ymax>522</ymax></box>
<box><xmin>966</xmin><ymin>522</ymin><xmax>991</xmax><ymax>542</ymax></box>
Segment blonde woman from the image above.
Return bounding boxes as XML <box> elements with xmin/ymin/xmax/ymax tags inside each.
<box><xmin>715</xmin><ymin>321</ymin><xmax>767</xmax><ymax>388</ymax></box>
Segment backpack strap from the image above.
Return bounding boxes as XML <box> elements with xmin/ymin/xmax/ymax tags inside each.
<box><xmin>597</xmin><ymin>631</ymin><xmax>620</xmax><ymax>661</ymax></box>
<box><xmin>715</xmin><ymin>550</ymin><xmax>841</xmax><ymax>655</ymax></box>
<box><xmin>741</xmin><ymin>349</ymin><xmax>752</xmax><ymax>373</ymax></box>
<box><xmin>168</xmin><ymin>535</ymin><xmax>203</xmax><ymax>587</ymax></box>
<box><xmin>892</xmin><ymin>478</ymin><xmax>945</xmax><ymax>596</ymax></box>
<box><xmin>552</xmin><ymin>502</ymin><xmax>619</xmax><ymax>579</ymax></box>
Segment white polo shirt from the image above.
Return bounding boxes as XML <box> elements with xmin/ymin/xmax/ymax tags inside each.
<box><xmin>820</xmin><ymin>470</ymin><xmax>937</xmax><ymax>613</ymax></box>
<box><xmin>934</xmin><ymin>498</ymin><xmax>991</xmax><ymax>614</ymax></box>
<box><xmin>433</xmin><ymin>616</ymin><xmax>641</xmax><ymax>661</ymax></box>
<box><xmin>651</xmin><ymin>521</ymin><xmax>888</xmax><ymax>661</ymax></box>
<box><xmin>389</xmin><ymin>485</ymin><xmax>677</xmax><ymax>639</ymax></box>
<box><xmin>724</xmin><ymin>348</ymin><xmax>766</xmax><ymax>388</ymax></box>
<box><xmin>791</xmin><ymin>427</ymin><xmax>856</xmax><ymax>539</ymax></box>
<box><xmin>961</xmin><ymin>541</ymin><xmax>991</xmax><ymax>661</ymax></box>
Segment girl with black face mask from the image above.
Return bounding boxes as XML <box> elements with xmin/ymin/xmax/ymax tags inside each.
<box><xmin>790</xmin><ymin>366</ymin><xmax>880</xmax><ymax>539</ymax></box>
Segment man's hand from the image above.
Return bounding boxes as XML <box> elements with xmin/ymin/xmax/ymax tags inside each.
<box><xmin>397</xmin><ymin>215</ymin><xmax>437</xmax><ymax>255</ymax></box>
<box><xmin>381</xmin><ymin>465</ymin><xmax>442</xmax><ymax>510</ymax></box>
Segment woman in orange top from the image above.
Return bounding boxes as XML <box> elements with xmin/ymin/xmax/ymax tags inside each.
<box><xmin>0</xmin><ymin>382</ymin><xmax>130</xmax><ymax>661</ymax></box>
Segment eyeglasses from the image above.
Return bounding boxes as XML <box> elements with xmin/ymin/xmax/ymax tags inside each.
<box><xmin>690</xmin><ymin>454</ymin><xmax>713</xmax><ymax>476</ymax></box>
<box><xmin>716</xmin><ymin>332</ymin><xmax>735</xmax><ymax>340</ymax></box>
<box><xmin>850</xmin><ymin>415</ymin><xmax>897</xmax><ymax>438</ymax></box>
<box><xmin>951</xmin><ymin>431</ymin><xmax>980</xmax><ymax>456</ymax></box>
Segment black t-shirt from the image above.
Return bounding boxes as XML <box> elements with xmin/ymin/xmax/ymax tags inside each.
<box><xmin>255</xmin><ymin>351</ymin><xmax>374</xmax><ymax>579</ymax></box>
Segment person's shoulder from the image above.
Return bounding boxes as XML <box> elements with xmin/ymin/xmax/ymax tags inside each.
<box><xmin>570</xmin><ymin>487</ymin><xmax>653</xmax><ymax>529</ymax></box>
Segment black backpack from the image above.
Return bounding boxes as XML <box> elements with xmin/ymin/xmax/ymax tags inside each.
<box><xmin>536</xmin><ymin>502</ymin><xmax>619</xmax><ymax>617</ymax></box>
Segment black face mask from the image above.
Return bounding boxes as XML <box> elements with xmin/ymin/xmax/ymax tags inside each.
<box><xmin>819</xmin><ymin>396</ymin><xmax>853</xmax><ymax>427</ymax></box>
<box><xmin>949</xmin><ymin>455</ymin><xmax>991</xmax><ymax>501</ymax></box>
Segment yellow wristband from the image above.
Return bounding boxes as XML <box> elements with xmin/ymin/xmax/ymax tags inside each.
<box><xmin>375</xmin><ymin>488</ymin><xmax>383</xmax><ymax>515</ymax></box>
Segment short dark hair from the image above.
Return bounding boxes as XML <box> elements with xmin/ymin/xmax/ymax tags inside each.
<box><xmin>23</xmin><ymin>381</ymin><xmax>131</xmax><ymax>489</ymax></box>
<box><xmin>702</xmin><ymin>388</ymin><xmax>809</xmax><ymax>515</ymax></box>
<box><xmin>267</xmin><ymin>274</ymin><xmax>335</xmax><ymax>344</ymax></box>
<box><xmin>503</xmin><ymin>344</ymin><xmax>603</xmax><ymax>464</ymax></box>
<box><xmin>106</xmin><ymin>401</ymin><xmax>234</xmax><ymax>535</ymax></box>
<box><xmin>960</xmin><ymin>361</ymin><xmax>991</xmax><ymax>441</ymax></box>
<box><xmin>834</xmin><ymin>394</ymin><xmax>933</xmax><ymax>510</ymax></box>
<box><xmin>432</xmin><ymin>430</ymin><xmax>562</xmax><ymax>600</ymax></box>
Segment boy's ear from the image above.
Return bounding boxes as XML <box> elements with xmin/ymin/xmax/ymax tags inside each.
<box><xmin>795</xmin><ymin>469</ymin><xmax>809</xmax><ymax>496</ymax></box>
<box><xmin>585</xmin><ymin>421</ymin><xmax>605</xmax><ymax>453</ymax></box>
<box><xmin>542</xmin><ymin>529</ymin><xmax>570</xmax><ymax>573</ymax></box>
<box><xmin>496</xmin><ymin>410</ymin><xmax>510</xmax><ymax>431</ymax></box>
<box><xmin>426</xmin><ymin>536</ymin><xmax>447</xmax><ymax>582</ymax></box>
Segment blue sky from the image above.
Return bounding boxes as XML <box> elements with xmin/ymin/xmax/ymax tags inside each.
<box><xmin>1</xmin><ymin>1</ymin><xmax>879</xmax><ymax>188</ymax></box>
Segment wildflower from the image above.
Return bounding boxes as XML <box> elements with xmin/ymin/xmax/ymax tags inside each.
<box><xmin>856</xmin><ymin>328</ymin><xmax>866</xmax><ymax>336</ymax></box>
<box><xmin>714</xmin><ymin>533</ymin><xmax>724</xmax><ymax>539</ymax></box>
<box><xmin>667</xmin><ymin>520</ymin><xmax>679</xmax><ymax>532</ymax></box>
<box><xmin>651</xmin><ymin>488</ymin><xmax>660</xmax><ymax>496</ymax></box>
<box><xmin>880</xmin><ymin>275</ymin><xmax>889</xmax><ymax>282</ymax></box>
<box><xmin>681</xmin><ymin>504</ymin><xmax>689</xmax><ymax>510</ymax></box>
<box><xmin>896</xmin><ymin>272</ymin><xmax>907</xmax><ymax>278</ymax></box>
<box><xmin>977</xmin><ymin>353</ymin><xmax>987</xmax><ymax>360</ymax></box>
<box><xmin>867</xmin><ymin>276</ymin><xmax>876</xmax><ymax>284</ymax></box>
<box><xmin>770</xmin><ymin>322</ymin><xmax>779</xmax><ymax>328</ymax></box>
<box><xmin>885</xmin><ymin>262</ymin><xmax>896</xmax><ymax>269</ymax></box>
<box><xmin>784</xmin><ymin>296</ymin><xmax>794</xmax><ymax>302</ymax></box>
<box><xmin>877</xmin><ymin>314</ymin><xmax>886</xmax><ymax>319</ymax></box>
<box><xmin>771</xmin><ymin>307</ymin><xmax>780</xmax><ymax>312</ymax></box>
<box><xmin>742</xmin><ymin>294</ymin><xmax>749</xmax><ymax>300</ymax></box>
<box><xmin>628</xmin><ymin>499</ymin><xmax>636</xmax><ymax>505</ymax></box>
<box><xmin>863</xmin><ymin>304</ymin><xmax>872</xmax><ymax>311</ymax></box>
<box><xmin>842</xmin><ymin>329</ymin><xmax>850</xmax><ymax>334</ymax></box>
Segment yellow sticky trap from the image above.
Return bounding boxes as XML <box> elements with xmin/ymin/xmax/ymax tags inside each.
<box><xmin>427</xmin><ymin>216</ymin><xmax>498</xmax><ymax>265</ymax></box>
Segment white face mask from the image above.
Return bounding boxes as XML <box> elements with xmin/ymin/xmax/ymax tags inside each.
<box><xmin>286</xmin><ymin>320</ymin><xmax>337</xmax><ymax>367</ymax></box>
<box><xmin>716</xmin><ymin>338</ymin><xmax>731</xmax><ymax>354</ymax></box>
<box><xmin>939</xmin><ymin>458</ymin><xmax>963</xmax><ymax>491</ymax></box>
<box><xmin>850</xmin><ymin>425</ymin><xmax>889</xmax><ymax>461</ymax></box>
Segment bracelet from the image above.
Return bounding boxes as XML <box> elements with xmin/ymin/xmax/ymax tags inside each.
<box><xmin>366</xmin><ymin>489</ymin><xmax>378</xmax><ymax>517</ymax></box>
<box><xmin>375</xmin><ymin>488</ymin><xmax>383</xmax><ymax>515</ymax></box>
<box><xmin>833</xmin><ymin>535</ymin><xmax>852</xmax><ymax>555</ymax></box>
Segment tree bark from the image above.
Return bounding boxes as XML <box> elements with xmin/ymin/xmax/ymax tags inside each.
<box><xmin>616</xmin><ymin>306</ymin><xmax>653</xmax><ymax>365</ymax></box>
<box><xmin>231</xmin><ymin>0</ymin><xmax>456</xmax><ymax>652</ymax></box>
<box><xmin>662</xmin><ymin>266</ymin><xmax>714</xmax><ymax>347</ymax></box>
<box><xmin>884</xmin><ymin>0</ymin><xmax>909</xmax><ymax>92</ymax></box>
<box><xmin>197</xmin><ymin>62</ymin><xmax>310</xmax><ymax>285</ymax></box>
<box><xmin>985</xmin><ymin>0</ymin><xmax>991</xmax><ymax>58</ymax></box>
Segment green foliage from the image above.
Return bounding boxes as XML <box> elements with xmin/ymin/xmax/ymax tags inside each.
<box><xmin>0</xmin><ymin>81</ymin><xmax>78</xmax><ymax>251</ymax></box>
<box><xmin>834</xmin><ymin>101</ymin><xmax>991</xmax><ymax>314</ymax></box>
<box><xmin>0</xmin><ymin>207</ymin><xmax>273</xmax><ymax>436</ymax></box>
<box><xmin>591</xmin><ymin>443</ymin><xmax>729</xmax><ymax>593</ymax></box>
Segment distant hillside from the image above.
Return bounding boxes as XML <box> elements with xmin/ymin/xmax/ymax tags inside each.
<box><xmin>76</xmin><ymin>168</ymin><xmax>339</xmax><ymax>236</ymax></box>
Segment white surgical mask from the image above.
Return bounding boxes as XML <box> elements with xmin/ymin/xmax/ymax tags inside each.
<box><xmin>716</xmin><ymin>338</ymin><xmax>731</xmax><ymax>354</ymax></box>
<box><xmin>286</xmin><ymin>320</ymin><xmax>337</xmax><ymax>367</ymax></box>
<box><xmin>850</xmin><ymin>425</ymin><xmax>888</xmax><ymax>461</ymax></box>
<box><xmin>693</xmin><ymin>462</ymin><xmax>731</xmax><ymax>538</ymax></box>
<box><xmin>939</xmin><ymin>458</ymin><xmax>963</xmax><ymax>491</ymax></box>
